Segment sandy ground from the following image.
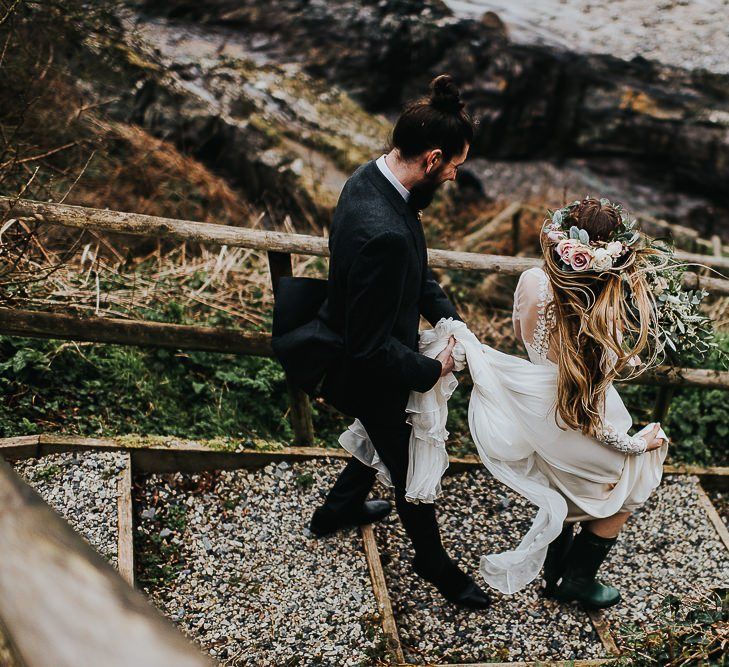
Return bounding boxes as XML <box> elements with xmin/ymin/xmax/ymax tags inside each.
<box><xmin>445</xmin><ymin>0</ymin><xmax>729</xmax><ymax>73</ymax></box>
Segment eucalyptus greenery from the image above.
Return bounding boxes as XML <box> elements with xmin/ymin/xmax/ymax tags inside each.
<box><xmin>643</xmin><ymin>245</ymin><xmax>724</xmax><ymax>367</ymax></box>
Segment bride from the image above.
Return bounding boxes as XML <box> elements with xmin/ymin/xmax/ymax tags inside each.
<box><xmin>339</xmin><ymin>196</ymin><xmax>669</xmax><ymax>609</ymax></box>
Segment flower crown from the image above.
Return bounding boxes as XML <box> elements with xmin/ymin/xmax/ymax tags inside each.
<box><xmin>543</xmin><ymin>197</ymin><xmax>641</xmax><ymax>273</ymax></box>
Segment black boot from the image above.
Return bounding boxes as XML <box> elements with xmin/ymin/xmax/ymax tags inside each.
<box><xmin>309</xmin><ymin>500</ymin><xmax>392</xmax><ymax>538</ymax></box>
<box><xmin>554</xmin><ymin>528</ymin><xmax>621</xmax><ymax>609</ymax></box>
<box><xmin>543</xmin><ymin>523</ymin><xmax>574</xmax><ymax>598</ymax></box>
<box><xmin>413</xmin><ymin>555</ymin><xmax>491</xmax><ymax>610</ymax></box>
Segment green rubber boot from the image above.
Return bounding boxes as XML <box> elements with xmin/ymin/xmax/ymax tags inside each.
<box><xmin>543</xmin><ymin>523</ymin><xmax>574</xmax><ymax>598</ymax></box>
<box><xmin>554</xmin><ymin>528</ymin><xmax>621</xmax><ymax>609</ymax></box>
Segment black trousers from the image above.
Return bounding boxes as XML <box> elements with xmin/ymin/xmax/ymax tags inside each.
<box><xmin>319</xmin><ymin>412</ymin><xmax>448</xmax><ymax>572</ymax></box>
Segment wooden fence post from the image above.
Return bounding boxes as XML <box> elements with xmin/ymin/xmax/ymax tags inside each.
<box><xmin>267</xmin><ymin>251</ymin><xmax>315</xmax><ymax>446</ymax></box>
<box><xmin>511</xmin><ymin>206</ymin><xmax>522</xmax><ymax>254</ymax></box>
<box><xmin>652</xmin><ymin>386</ymin><xmax>674</xmax><ymax>423</ymax></box>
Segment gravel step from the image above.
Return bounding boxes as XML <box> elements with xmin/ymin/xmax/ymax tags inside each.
<box><xmin>375</xmin><ymin>470</ymin><xmax>729</xmax><ymax>664</ymax></box>
<box><xmin>375</xmin><ymin>469</ymin><xmax>605</xmax><ymax>663</ymax></box>
<box><xmin>604</xmin><ymin>475</ymin><xmax>729</xmax><ymax>642</ymax></box>
<box><xmin>12</xmin><ymin>451</ymin><xmax>126</xmax><ymax>570</ymax></box>
<box><xmin>10</xmin><ymin>452</ymin><xmax>727</xmax><ymax>666</ymax></box>
<box><xmin>135</xmin><ymin>460</ymin><xmax>385</xmax><ymax>667</ymax></box>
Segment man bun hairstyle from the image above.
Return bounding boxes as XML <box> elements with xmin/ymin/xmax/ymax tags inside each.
<box><xmin>391</xmin><ymin>74</ymin><xmax>474</xmax><ymax>161</ymax></box>
<box><xmin>429</xmin><ymin>74</ymin><xmax>465</xmax><ymax>113</ymax></box>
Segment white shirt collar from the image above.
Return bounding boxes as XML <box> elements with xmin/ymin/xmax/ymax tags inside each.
<box><xmin>375</xmin><ymin>154</ymin><xmax>410</xmax><ymax>202</ymax></box>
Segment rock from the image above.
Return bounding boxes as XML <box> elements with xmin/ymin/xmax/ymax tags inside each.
<box><xmin>138</xmin><ymin>0</ymin><xmax>729</xmax><ymax>199</ymax></box>
<box><xmin>480</xmin><ymin>10</ymin><xmax>507</xmax><ymax>35</ymax></box>
<box><xmin>109</xmin><ymin>14</ymin><xmax>390</xmax><ymax>229</ymax></box>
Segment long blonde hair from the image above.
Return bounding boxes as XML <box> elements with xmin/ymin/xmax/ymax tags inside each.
<box><xmin>542</xmin><ymin>198</ymin><xmax>665</xmax><ymax>437</ymax></box>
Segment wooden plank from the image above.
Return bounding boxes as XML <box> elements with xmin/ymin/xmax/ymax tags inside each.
<box><xmin>651</xmin><ymin>386</ymin><xmax>674</xmax><ymax>422</ymax></box>
<box><xmin>696</xmin><ymin>483</ymin><xmax>729</xmax><ymax>553</ymax></box>
<box><xmin>672</xmin><ymin>248</ymin><xmax>729</xmax><ymax>275</ymax></box>
<box><xmin>664</xmin><ymin>465</ymin><xmax>729</xmax><ymax>492</ymax></box>
<box><xmin>711</xmin><ymin>234</ymin><xmax>722</xmax><ymax>257</ymax></box>
<box><xmin>360</xmin><ymin>524</ymin><xmax>405</xmax><ymax>665</ymax></box>
<box><xmin>0</xmin><ymin>434</ymin><xmax>349</xmax><ymax>473</ymax></box>
<box><xmin>117</xmin><ymin>452</ymin><xmax>135</xmax><ymax>588</ymax></box>
<box><xmin>0</xmin><ymin>435</ymin><xmax>40</xmax><ymax>461</ymax></box>
<box><xmin>663</xmin><ymin>464</ymin><xmax>729</xmax><ymax>476</ymax></box>
<box><xmin>0</xmin><ymin>458</ymin><xmax>212</xmax><ymax>667</ymax></box>
<box><xmin>0</xmin><ymin>197</ymin><xmax>330</xmax><ymax>257</ymax></box>
<box><xmin>680</xmin><ymin>271</ymin><xmax>729</xmax><ymax>295</ymax></box>
<box><xmin>2</xmin><ymin>436</ymin><xmax>727</xmax><ymax>484</ymax></box>
<box><xmin>587</xmin><ymin>609</ymin><xmax>620</xmax><ymax>657</ymax></box>
<box><xmin>427</xmin><ymin>661</ymin><xmax>612</xmax><ymax>667</ymax></box>
<box><xmin>622</xmin><ymin>366</ymin><xmax>729</xmax><ymax>390</ymax></box>
<box><xmin>0</xmin><ymin>308</ymin><xmax>273</xmax><ymax>356</ymax></box>
<box><xmin>458</xmin><ymin>201</ymin><xmax>523</xmax><ymax>251</ymax></box>
<box><xmin>511</xmin><ymin>207</ymin><xmax>522</xmax><ymax>254</ymax></box>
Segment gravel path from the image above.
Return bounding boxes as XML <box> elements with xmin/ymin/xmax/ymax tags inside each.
<box><xmin>9</xmin><ymin>451</ymin><xmax>727</xmax><ymax>664</ymax></box>
<box><xmin>375</xmin><ymin>470</ymin><xmax>729</xmax><ymax>663</ymax></box>
<box><xmin>12</xmin><ymin>451</ymin><xmax>126</xmax><ymax>569</ymax></box>
<box><xmin>375</xmin><ymin>469</ymin><xmax>605</xmax><ymax>663</ymax></box>
<box><xmin>446</xmin><ymin>0</ymin><xmax>729</xmax><ymax>74</ymax></box>
<box><xmin>603</xmin><ymin>475</ymin><xmax>729</xmax><ymax>642</ymax></box>
<box><xmin>135</xmin><ymin>460</ymin><xmax>386</xmax><ymax>667</ymax></box>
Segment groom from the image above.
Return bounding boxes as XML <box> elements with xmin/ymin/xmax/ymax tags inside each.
<box><xmin>272</xmin><ymin>75</ymin><xmax>490</xmax><ymax>609</ymax></box>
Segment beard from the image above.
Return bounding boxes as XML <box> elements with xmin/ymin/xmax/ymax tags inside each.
<box><xmin>408</xmin><ymin>168</ymin><xmax>446</xmax><ymax>211</ymax></box>
<box><xmin>408</xmin><ymin>181</ymin><xmax>439</xmax><ymax>211</ymax></box>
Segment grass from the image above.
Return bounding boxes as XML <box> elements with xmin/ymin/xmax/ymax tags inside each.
<box><xmin>134</xmin><ymin>498</ymin><xmax>189</xmax><ymax>590</ymax></box>
<box><xmin>34</xmin><ymin>464</ymin><xmax>61</xmax><ymax>481</ymax></box>
<box><xmin>609</xmin><ymin>590</ymin><xmax>729</xmax><ymax>667</ymax></box>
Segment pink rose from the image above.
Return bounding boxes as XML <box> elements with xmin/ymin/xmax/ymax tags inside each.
<box><xmin>556</xmin><ymin>238</ymin><xmax>578</xmax><ymax>262</ymax></box>
<box><xmin>569</xmin><ymin>246</ymin><xmax>594</xmax><ymax>271</ymax></box>
<box><xmin>547</xmin><ymin>229</ymin><xmax>567</xmax><ymax>242</ymax></box>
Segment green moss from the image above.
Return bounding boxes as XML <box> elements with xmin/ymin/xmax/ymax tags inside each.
<box><xmin>226</xmin><ymin>56</ymin><xmax>388</xmax><ymax>174</ymax></box>
<box><xmin>35</xmin><ymin>464</ymin><xmax>62</xmax><ymax>481</ymax></box>
<box><xmin>114</xmin><ymin>433</ymin><xmax>286</xmax><ymax>452</ymax></box>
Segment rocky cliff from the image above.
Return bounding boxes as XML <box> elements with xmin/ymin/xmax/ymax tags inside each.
<box><xmin>138</xmin><ymin>0</ymin><xmax>729</xmax><ymax>202</ymax></box>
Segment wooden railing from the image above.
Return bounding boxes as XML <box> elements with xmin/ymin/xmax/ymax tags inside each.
<box><xmin>0</xmin><ymin>457</ymin><xmax>212</xmax><ymax>666</ymax></box>
<box><xmin>1</xmin><ymin>197</ymin><xmax>728</xmax><ymax>446</ymax></box>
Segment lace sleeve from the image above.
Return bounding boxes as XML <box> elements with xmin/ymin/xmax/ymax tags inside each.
<box><xmin>512</xmin><ymin>268</ymin><xmax>544</xmax><ymax>347</ymax></box>
<box><xmin>512</xmin><ymin>267</ymin><xmax>556</xmax><ymax>362</ymax></box>
<box><xmin>597</xmin><ymin>421</ymin><xmax>647</xmax><ymax>455</ymax></box>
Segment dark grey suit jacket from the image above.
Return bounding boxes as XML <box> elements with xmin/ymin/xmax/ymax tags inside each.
<box><xmin>272</xmin><ymin>159</ymin><xmax>461</xmax><ymax>418</ymax></box>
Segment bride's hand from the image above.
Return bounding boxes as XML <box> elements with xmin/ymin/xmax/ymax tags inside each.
<box><xmin>436</xmin><ymin>336</ymin><xmax>457</xmax><ymax>377</ymax></box>
<box><xmin>644</xmin><ymin>423</ymin><xmax>666</xmax><ymax>451</ymax></box>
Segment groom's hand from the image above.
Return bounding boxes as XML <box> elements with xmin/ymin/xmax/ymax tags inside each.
<box><xmin>436</xmin><ymin>336</ymin><xmax>457</xmax><ymax>377</ymax></box>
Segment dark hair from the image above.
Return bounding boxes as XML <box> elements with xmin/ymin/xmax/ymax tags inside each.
<box><xmin>572</xmin><ymin>198</ymin><xmax>621</xmax><ymax>242</ymax></box>
<box><xmin>391</xmin><ymin>74</ymin><xmax>474</xmax><ymax>161</ymax></box>
<box><xmin>555</xmin><ymin>198</ymin><xmax>627</xmax><ymax>278</ymax></box>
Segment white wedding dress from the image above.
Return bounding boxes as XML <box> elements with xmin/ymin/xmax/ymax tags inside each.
<box><xmin>338</xmin><ymin>266</ymin><xmax>668</xmax><ymax>594</ymax></box>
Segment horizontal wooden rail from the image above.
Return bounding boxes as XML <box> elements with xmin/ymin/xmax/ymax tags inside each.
<box><xmin>626</xmin><ymin>366</ymin><xmax>729</xmax><ymax>389</ymax></box>
<box><xmin>1</xmin><ymin>307</ymin><xmax>727</xmax><ymax>391</ymax></box>
<box><xmin>2</xmin><ymin>435</ymin><xmax>727</xmax><ymax>487</ymax></box>
<box><xmin>680</xmin><ymin>271</ymin><xmax>729</xmax><ymax>294</ymax></box>
<box><xmin>2</xmin><ymin>198</ymin><xmax>729</xmax><ymax>289</ymax></box>
<box><xmin>0</xmin><ymin>434</ymin><xmax>350</xmax><ymax>473</ymax></box>
<box><xmin>0</xmin><ymin>307</ymin><xmax>273</xmax><ymax>355</ymax></box>
<box><xmin>0</xmin><ymin>458</ymin><xmax>211</xmax><ymax>667</ymax></box>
